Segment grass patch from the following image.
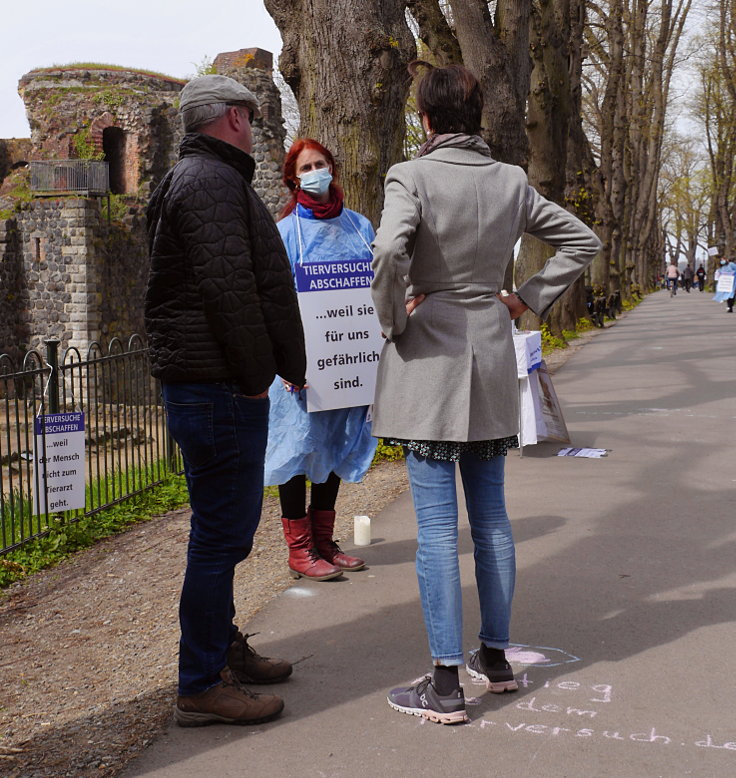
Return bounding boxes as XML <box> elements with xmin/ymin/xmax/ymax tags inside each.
<box><xmin>29</xmin><ymin>63</ymin><xmax>184</xmax><ymax>84</ymax></box>
<box><xmin>0</xmin><ymin>473</ymin><xmax>189</xmax><ymax>589</ymax></box>
<box><xmin>372</xmin><ymin>440</ymin><xmax>404</xmax><ymax>464</ymax></box>
<box><xmin>540</xmin><ymin>323</ymin><xmax>567</xmax><ymax>354</ymax></box>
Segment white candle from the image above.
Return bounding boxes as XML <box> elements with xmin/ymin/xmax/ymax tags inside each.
<box><xmin>353</xmin><ymin>515</ymin><xmax>371</xmax><ymax>546</ymax></box>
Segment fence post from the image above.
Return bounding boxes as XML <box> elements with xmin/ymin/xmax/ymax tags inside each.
<box><xmin>43</xmin><ymin>339</ymin><xmax>64</xmax><ymax>524</ymax></box>
<box><xmin>45</xmin><ymin>339</ymin><xmax>60</xmax><ymax>414</ymax></box>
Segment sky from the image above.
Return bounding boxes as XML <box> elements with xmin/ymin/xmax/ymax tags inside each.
<box><xmin>0</xmin><ymin>1</ymin><xmax>282</xmax><ymax>139</ymax></box>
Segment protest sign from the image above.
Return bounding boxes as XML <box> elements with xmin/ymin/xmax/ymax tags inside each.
<box><xmin>716</xmin><ymin>271</ymin><xmax>735</xmax><ymax>295</ymax></box>
<box><xmin>294</xmin><ymin>259</ymin><xmax>383</xmax><ymax>412</ymax></box>
<box><xmin>33</xmin><ymin>412</ymin><xmax>86</xmax><ymax>514</ymax></box>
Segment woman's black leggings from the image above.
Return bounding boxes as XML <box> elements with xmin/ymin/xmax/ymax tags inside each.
<box><xmin>279</xmin><ymin>472</ymin><xmax>341</xmax><ymax>519</ymax></box>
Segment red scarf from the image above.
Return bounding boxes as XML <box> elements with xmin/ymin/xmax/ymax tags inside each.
<box><xmin>296</xmin><ymin>187</ymin><xmax>344</xmax><ymax>219</ymax></box>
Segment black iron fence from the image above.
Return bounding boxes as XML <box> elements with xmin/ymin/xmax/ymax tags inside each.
<box><xmin>0</xmin><ymin>336</ymin><xmax>180</xmax><ymax>555</ymax></box>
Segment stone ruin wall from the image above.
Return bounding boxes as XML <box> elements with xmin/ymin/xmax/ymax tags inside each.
<box><xmin>214</xmin><ymin>49</ymin><xmax>288</xmax><ymax>216</ymax></box>
<box><xmin>17</xmin><ymin>67</ymin><xmax>184</xmax><ymax>200</ymax></box>
<box><xmin>0</xmin><ymin>199</ymin><xmax>149</xmax><ymax>361</ymax></box>
<box><xmin>0</xmin><ymin>49</ymin><xmax>289</xmax><ymax>360</ymax></box>
<box><xmin>0</xmin><ymin>139</ymin><xmax>33</xmax><ymax>192</ymax></box>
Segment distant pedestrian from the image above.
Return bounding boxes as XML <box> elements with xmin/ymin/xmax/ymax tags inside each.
<box><xmin>371</xmin><ymin>61</ymin><xmax>601</xmax><ymax>725</ymax></box>
<box><xmin>666</xmin><ymin>262</ymin><xmax>679</xmax><ymax>297</ymax></box>
<box><xmin>681</xmin><ymin>263</ymin><xmax>694</xmax><ymax>292</ymax></box>
<box><xmin>696</xmin><ymin>264</ymin><xmax>706</xmax><ymax>292</ymax></box>
<box><xmin>146</xmin><ymin>75</ymin><xmax>307</xmax><ymax>727</ymax></box>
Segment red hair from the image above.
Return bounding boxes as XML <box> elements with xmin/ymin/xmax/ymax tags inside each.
<box><xmin>279</xmin><ymin>138</ymin><xmax>343</xmax><ymax>219</ymax></box>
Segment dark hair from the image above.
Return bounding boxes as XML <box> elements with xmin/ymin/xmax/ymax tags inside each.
<box><xmin>279</xmin><ymin>137</ymin><xmax>343</xmax><ymax>219</ymax></box>
<box><xmin>409</xmin><ymin>60</ymin><xmax>483</xmax><ymax>136</ymax></box>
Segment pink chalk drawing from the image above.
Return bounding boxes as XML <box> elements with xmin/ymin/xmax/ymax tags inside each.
<box><xmin>505</xmin><ymin>643</ymin><xmax>581</xmax><ymax>668</ymax></box>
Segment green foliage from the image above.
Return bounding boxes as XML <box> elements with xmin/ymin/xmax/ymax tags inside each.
<box><xmin>73</xmin><ymin>126</ymin><xmax>104</xmax><ymax>160</ymax></box>
<box><xmin>192</xmin><ymin>56</ymin><xmax>217</xmax><ymax>77</ymax></box>
<box><xmin>404</xmin><ymin>87</ymin><xmax>426</xmax><ymax>159</ymax></box>
<box><xmin>6</xmin><ymin>170</ymin><xmax>33</xmax><ymax>206</ymax></box>
<box><xmin>565</xmin><ymin>176</ymin><xmax>600</xmax><ymax>227</ymax></box>
<box><xmin>540</xmin><ymin>323</ymin><xmax>567</xmax><ymax>354</ymax></box>
<box><xmin>0</xmin><ymin>473</ymin><xmax>189</xmax><ymax>589</ymax></box>
<box><xmin>372</xmin><ymin>440</ymin><xmax>404</xmax><ymax>464</ymax></box>
<box><xmin>102</xmin><ymin>194</ymin><xmax>129</xmax><ymax>222</ymax></box>
<box><xmin>575</xmin><ymin>317</ymin><xmax>594</xmax><ymax>333</ymax></box>
<box><xmin>617</xmin><ymin>284</ymin><xmax>644</xmax><ymax>312</ymax></box>
<box><xmin>263</xmin><ymin>485</ymin><xmax>279</xmax><ymax>499</ymax></box>
<box><xmin>92</xmin><ymin>89</ymin><xmax>126</xmax><ymax>109</ymax></box>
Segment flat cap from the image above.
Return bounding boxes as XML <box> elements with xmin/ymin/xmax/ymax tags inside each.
<box><xmin>179</xmin><ymin>74</ymin><xmax>260</xmax><ymax>114</ymax></box>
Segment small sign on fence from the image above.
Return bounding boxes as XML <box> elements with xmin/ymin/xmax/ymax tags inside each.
<box><xmin>33</xmin><ymin>412</ymin><xmax>86</xmax><ymax>514</ymax></box>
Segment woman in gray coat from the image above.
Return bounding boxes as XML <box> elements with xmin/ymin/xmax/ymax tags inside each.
<box><xmin>371</xmin><ymin>62</ymin><xmax>602</xmax><ymax>725</ymax></box>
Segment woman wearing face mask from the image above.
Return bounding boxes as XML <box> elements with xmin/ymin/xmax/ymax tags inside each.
<box><xmin>265</xmin><ymin>138</ymin><xmax>378</xmax><ymax>581</ymax></box>
<box><xmin>713</xmin><ymin>258</ymin><xmax>736</xmax><ymax>311</ymax></box>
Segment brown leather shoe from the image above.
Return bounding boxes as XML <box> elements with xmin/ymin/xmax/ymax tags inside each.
<box><xmin>228</xmin><ymin>630</ymin><xmax>292</xmax><ymax>684</ymax></box>
<box><xmin>310</xmin><ymin>507</ymin><xmax>366</xmax><ymax>571</ymax></box>
<box><xmin>175</xmin><ymin>667</ymin><xmax>284</xmax><ymax>727</ymax></box>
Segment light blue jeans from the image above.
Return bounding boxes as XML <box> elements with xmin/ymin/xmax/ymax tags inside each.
<box><xmin>405</xmin><ymin>450</ymin><xmax>516</xmax><ymax>667</ymax></box>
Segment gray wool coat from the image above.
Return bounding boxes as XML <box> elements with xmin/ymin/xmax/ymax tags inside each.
<box><xmin>370</xmin><ymin>145</ymin><xmax>602</xmax><ymax>443</ymax></box>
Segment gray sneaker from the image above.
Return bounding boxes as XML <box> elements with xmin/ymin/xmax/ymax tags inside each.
<box><xmin>387</xmin><ymin>674</ymin><xmax>468</xmax><ymax>725</ymax></box>
<box><xmin>466</xmin><ymin>648</ymin><xmax>519</xmax><ymax>693</ymax></box>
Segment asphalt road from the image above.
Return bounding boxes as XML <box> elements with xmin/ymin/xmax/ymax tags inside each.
<box><xmin>124</xmin><ymin>289</ymin><xmax>736</xmax><ymax>778</ymax></box>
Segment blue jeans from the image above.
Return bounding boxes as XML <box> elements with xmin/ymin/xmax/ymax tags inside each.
<box><xmin>162</xmin><ymin>382</ymin><xmax>269</xmax><ymax>696</ymax></box>
<box><xmin>405</xmin><ymin>450</ymin><xmax>516</xmax><ymax>667</ymax></box>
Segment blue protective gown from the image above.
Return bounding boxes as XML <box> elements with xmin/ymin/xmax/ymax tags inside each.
<box><xmin>264</xmin><ymin>203</ymin><xmax>378</xmax><ymax>486</ymax></box>
<box><xmin>713</xmin><ymin>261</ymin><xmax>736</xmax><ymax>301</ymax></box>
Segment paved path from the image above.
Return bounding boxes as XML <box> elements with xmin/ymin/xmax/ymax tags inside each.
<box><xmin>124</xmin><ymin>290</ymin><xmax>736</xmax><ymax>778</ymax></box>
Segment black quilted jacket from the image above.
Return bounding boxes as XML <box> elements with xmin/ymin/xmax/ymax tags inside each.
<box><xmin>145</xmin><ymin>134</ymin><xmax>306</xmax><ymax>394</ymax></box>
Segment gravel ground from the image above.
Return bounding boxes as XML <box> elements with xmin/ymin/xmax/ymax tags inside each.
<box><xmin>0</xmin><ymin>460</ymin><xmax>408</xmax><ymax>777</ymax></box>
<box><xmin>0</xmin><ymin>322</ymin><xmax>607</xmax><ymax>776</ymax></box>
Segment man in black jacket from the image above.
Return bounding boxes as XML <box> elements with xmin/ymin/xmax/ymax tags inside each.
<box><xmin>146</xmin><ymin>75</ymin><xmax>306</xmax><ymax>727</ymax></box>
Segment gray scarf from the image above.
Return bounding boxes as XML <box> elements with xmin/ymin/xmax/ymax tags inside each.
<box><xmin>416</xmin><ymin>132</ymin><xmax>492</xmax><ymax>158</ymax></box>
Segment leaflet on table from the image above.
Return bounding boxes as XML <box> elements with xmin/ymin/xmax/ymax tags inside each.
<box><xmin>294</xmin><ymin>259</ymin><xmax>383</xmax><ymax>412</ymax></box>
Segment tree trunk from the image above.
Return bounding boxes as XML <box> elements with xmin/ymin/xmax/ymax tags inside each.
<box><xmin>265</xmin><ymin>0</ymin><xmax>416</xmax><ymax>226</ymax></box>
<box><xmin>406</xmin><ymin>0</ymin><xmax>463</xmax><ymax>65</ymax></box>
<box><xmin>517</xmin><ymin>0</ymin><xmax>581</xmax><ymax>333</ymax></box>
<box><xmin>449</xmin><ymin>0</ymin><xmax>531</xmax><ymax>168</ymax></box>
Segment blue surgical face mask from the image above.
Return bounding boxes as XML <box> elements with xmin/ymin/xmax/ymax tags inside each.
<box><xmin>298</xmin><ymin>168</ymin><xmax>332</xmax><ymax>196</ymax></box>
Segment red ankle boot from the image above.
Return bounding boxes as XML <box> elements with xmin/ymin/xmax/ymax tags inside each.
<box><xmin>281</xmin><ymin>517</ymin><xmax>342</xmax><ymax>581</ymax></box>
<box><xmin>309</xmin><ymin>507</ymin><xmax>366</xmax><ymax>571</ymax></box>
